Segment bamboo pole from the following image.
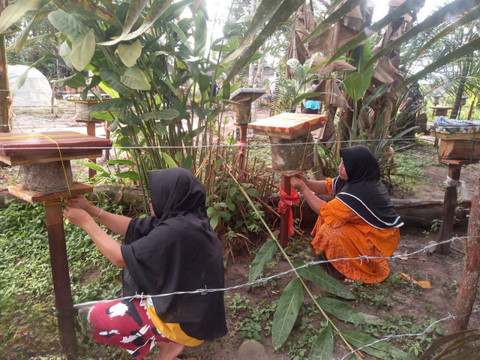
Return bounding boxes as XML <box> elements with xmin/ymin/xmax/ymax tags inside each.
<box><xmin>0</xmin><ymin>0</ymin><xmax>12</xmax><ymax>133</ymax></box>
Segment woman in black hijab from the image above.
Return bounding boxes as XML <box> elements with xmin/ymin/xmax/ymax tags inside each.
<box><xmin>291</xmin><ymin>145</ymin><xmax>403</xmax><ymax>283</ymax></box>
<box><xmin>64</xmin><ymin>168</ymin><xmax>227</xmax><ymax>359</ymax></box>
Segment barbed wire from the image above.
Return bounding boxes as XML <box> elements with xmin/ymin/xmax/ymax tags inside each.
<box><xmin>68</xmin><ymin>234</ymin><xmax>476</xmax><ymax>357</ymax></box>
<box><xmin>72</xmin><ymin>234</ymin><xmax>470</xmax><ymax>309</ymax></box>
<box><xmin>337</xmin><ymin>309</ymin><xmax>480</xmax><ymax>360</ymax></box>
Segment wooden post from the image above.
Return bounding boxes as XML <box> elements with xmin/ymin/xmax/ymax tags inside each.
<box><xmin>280</xmin><ymin>175</ymin><xmax>291</xmax><ymax>248</ymax></box>
<box><xmin>104</xmin><ymin>121</ymin><xmax>110</xmax><ymax>160</ymax></box>
<box><xmin>0</xmin><ymin>0</ymin><xmax>12</xmax><ymax>133</ymax></box>
<box><xmin>86</xmin><ymin>121</ymin><xmax>97</xmax><ymax>180</ymax></box>
<box><xmin>437</xmin><ymin>165</ymin><xmax>461</xmax><ymax>254</ymax></box>
<box><xmin>44</xmin><ymin>201</ymin><xmax>77</xmax><ymax>359</ymax></box>
<box><xmin>235</xmin><ymin>102</ymin><xmax>251</xmax><ymax>171</ymax></box>
<box><xmin>449</xmin><ymin>169</ymin><xmax>480</xmax><ymax>333</ymax></box>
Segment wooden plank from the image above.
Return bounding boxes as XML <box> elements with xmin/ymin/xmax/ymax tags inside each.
<box><xmin>8</xmin><ymin>182</ymin><xmax>92</xmax><ymax>203</ymax></box>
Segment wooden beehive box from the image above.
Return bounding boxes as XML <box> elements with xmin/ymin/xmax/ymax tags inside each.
<box><xmin>65</xmin><ymin>94</ymin><xmax>111</xmax><ymax>123</ymax></box>
<box><xmin>248</xmin><ymin>113</ymin><xmax>327</xmax><ymax>171</ymax></box>
<box><xmin>230</xmin><ymin>88</ymin><xmax>266</xmax><ymax>125</ymax></box>
<box><xmin>431</xmin><ymin>125</ymin><xmax>480</xmax><ymax>163</ymax></box>
<box><xmin>0</xmin><ymin>131</ymin><xmax>112</xmax><ymax>202</ymax></box>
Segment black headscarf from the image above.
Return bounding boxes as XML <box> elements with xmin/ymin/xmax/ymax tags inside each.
<box><xmin>121</xmin><ymin>168</ymin><xmax>227</xmax><ymax>340</ymax></box>
<box><xmin>332</xmin><ymin>145</ymin><xmax>403</xmax><ymax>229</ymax></box>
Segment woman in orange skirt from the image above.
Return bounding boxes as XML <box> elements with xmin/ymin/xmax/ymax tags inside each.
<box><xmin>291</xmin><ymin>145</ymin><xmax>403</xmax><ymax>284</ymax></box>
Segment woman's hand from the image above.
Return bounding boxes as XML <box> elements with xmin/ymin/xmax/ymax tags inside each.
<box><xmin>291</xmin><ymin>176</ymin><xmax>307</xmax><ymax>192</ymax></box>
<box><xmin>63</xmin><ymin>206</ymin><xmax>92</xmax><ymax>228</ymax></box>
<box><xmin>66</xmin><ymin>196</ymin><xmax>93</xmax><ymax>212</ymax></box>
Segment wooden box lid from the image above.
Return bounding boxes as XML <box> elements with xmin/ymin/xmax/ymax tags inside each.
<box><xmin>248</xmin><ymin>113</ymin><xmax>327</xmax><ymax>139</ymax></box>
<box><xmin>430</xmin><ymin>126</ymin><xmax>480</xmax><ymax>140</ymax></box>
<box><xmin>431</xmin><ymin>106</ymin><xmax>455</xmax><ymax>110</ymax></box>
<box><xmin>0</xmin><ymin>131</ymin><xmax>112</xmax><ymax>165</ymax></box>
<box><xmin>230</xmin><ymin>88</ymin><xmax>266</xmax><ymax>103</ymax></box>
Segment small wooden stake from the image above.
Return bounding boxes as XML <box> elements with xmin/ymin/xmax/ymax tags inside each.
<box><xmin>45</xmin><ymin>201</ymin><xmax>76</xmax><ymax>359</ymax></box>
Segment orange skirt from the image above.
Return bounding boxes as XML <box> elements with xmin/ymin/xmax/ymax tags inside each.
<box><xmin>311</xmin><ymin>198</ymin><xmax>400</xmax><ymax>284</ymax></box>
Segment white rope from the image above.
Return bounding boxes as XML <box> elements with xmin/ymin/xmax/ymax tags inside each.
<box><xmin>0</xmin><ymin>137</ymin><xmax>422</xmax><ymax>151</ymax></box>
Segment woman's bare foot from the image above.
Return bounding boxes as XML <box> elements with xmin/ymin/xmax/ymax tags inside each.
<box><xmin>155</xmin><ymin>342</ymin><xmax>185</xmax><ymax>360</ymax></box>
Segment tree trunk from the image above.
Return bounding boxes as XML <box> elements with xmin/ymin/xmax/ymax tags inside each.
<box><xmin>449</xmin><ymin>169</ymin><xmax>480</xmax><ymax>333</ymax></box>
<box><xmin>0</xmin><ymin>0</ymin><xmax>12</xmax><ymax>133</ymax></box>
<box><xmin>450</xmin><ymin>63</ymin><xmax>470</xmax><ymax>119</ymax></box>
<box><xmin>467</xmin><ymin>96</ymin><xmax>476</xmax><ymax>120</ymax></box>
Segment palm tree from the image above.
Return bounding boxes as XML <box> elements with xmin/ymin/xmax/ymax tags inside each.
<box><xmin>225</xmin><ymin>0</ymin><xmax>480</xmax><ymax>136</ymax></box>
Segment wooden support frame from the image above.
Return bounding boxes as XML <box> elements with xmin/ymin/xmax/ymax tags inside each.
<box><xmin>0</xmin><ymin>131</ymin><xmax>111</xmax><ymax>358</ymax></box>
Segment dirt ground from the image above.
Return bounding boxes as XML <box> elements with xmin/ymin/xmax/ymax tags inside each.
<box><xmin>2</xmin><ymin>103</ymin><xmax>480</xmax><ymax>359</ymax></box>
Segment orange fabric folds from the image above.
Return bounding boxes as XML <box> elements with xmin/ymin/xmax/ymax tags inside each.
<box><xmin>311</xmin><ymin>178</ymin><xmax>399</xmax><ymax>284</ymax></box>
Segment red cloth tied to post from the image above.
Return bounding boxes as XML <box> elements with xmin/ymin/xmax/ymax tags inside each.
<box><xmin>278</xmin><ymin>186</ymin><xmax>300</xmax><ymax>236</ymax></box>
<box><xmin>236</xmin><ymin>141</ymin><xmax>247</xmax><ymax>155</ymax></box>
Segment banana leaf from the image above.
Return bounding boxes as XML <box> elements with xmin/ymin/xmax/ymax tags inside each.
<box><xmin>272</xmin><ymin>278</ymin><xmax>303</xmax><ymax>350</ymax></box>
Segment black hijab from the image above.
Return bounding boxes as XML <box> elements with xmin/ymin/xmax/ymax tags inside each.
<box><xmin>121</xmin><ymin>168</ymin><xmax>227</xmax><ymax>340</ymax></box>
<box><xmin>332</xmin><ymin>145</ymin><xmax>403</xmax><ymax>229</ymax></box>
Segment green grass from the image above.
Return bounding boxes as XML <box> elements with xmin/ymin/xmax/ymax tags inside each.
<box><xmin>391</xmin><ymin>142</ymin><xmax>439</xmax><ymax>191</ymax></box>
<box><xmin>0</xmin><ymin>198</ymin><xmax>129</xmax><ymax>359</ymax></box>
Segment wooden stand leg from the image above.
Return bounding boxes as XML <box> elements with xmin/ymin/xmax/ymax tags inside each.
<box><xmin>437</xmin><ymin>165</ymin><xmax>461</xmax><ymax>254</ymax></box>
<box><xmin>86</xmin><ymin>121</ymin><xmax>96</xmax><ymax>180</ymax></box>
<box><xmin>280</xmin><ymin>175</ymin><xmax>291</xmax><ymax>248</ymax></box>
<box><xmin>237</xmin><ymin>125</ymin><xmax>247</xmax><ymax>171</ymax></box>
<box><xmin>44</xmin><ymin>202</ymin><xmax>76</xmax><ymax>359</ymax></box>
<box><xmin>104</xmin><ymin>121</ymin><xmax>110</xmax><ymax>161</ymax></box>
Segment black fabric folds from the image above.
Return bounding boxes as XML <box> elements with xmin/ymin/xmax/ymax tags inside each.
<box><xmin>332</xmin><ymin>145</ymin><xmax>403</xmax><ymax>229</ymax></box>
<box><xmin>120</xmin><ymin>168</ymin><xmax>227</xmax><ymax>340</ymax></box>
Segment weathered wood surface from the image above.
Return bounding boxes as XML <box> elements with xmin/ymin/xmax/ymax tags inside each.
<box><xmin>449</xmin><ymin>169</ymin><xmax>480</xmax><ymax>334</ymax></box>
<box><xmin>0</xmin><ymin>131</ymin><xmax>112</xmax><ymax>165</ymax></box>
